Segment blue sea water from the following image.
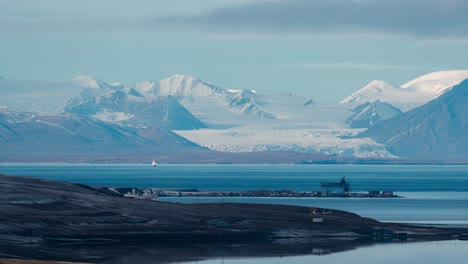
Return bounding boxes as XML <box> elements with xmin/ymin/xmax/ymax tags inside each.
<box><xmin>1</xmin><ymin>164</ymin><xmax>467</xmax><ymax>223</ymax></box>
<box><xmin>1</xmin><ymin>164</ymin><xmax>467</xmax><ymax>263</ymax></box>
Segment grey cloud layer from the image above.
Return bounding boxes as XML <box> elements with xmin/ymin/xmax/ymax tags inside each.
<box><xmin>158</xmin><ymin>0</ymin><xmax>468</xmax><ymax>38</ymax></box>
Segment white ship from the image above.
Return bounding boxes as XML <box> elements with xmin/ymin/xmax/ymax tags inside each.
<box><xmin>151</xmin><ymin>160</ymin><xmax>158</xmax><ymax>167</ymax></box>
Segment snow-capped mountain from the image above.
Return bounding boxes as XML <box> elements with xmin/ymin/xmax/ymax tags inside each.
<box><xmin>0</xmin><ymin>108</ymin><xmax>204</xmax><ymax>162</ymax></box>
<box><xmin>341</xmin><ymin>70</ymin><xmax>468</xmax><ymax>111</ymax></box>
<box><xmin>340</xmin><ymin>80</ymin><xmax>432</xmax><ymax>111</ymax></box>
<box><xmin>360</xmin><ymin>79</ymin><xmax>468</xmax><ymax>160</ymax></box>
<box><xmin>345</xmin><ymin>100</ymin><xmax>402</xmax><ymax>128</ymax></box>
<box><xmin>341</xmin><ymin>80</ymin><xmax>400</xmax><ymax>105</ymax></box>
<box><xmin>66</xmin><ymin>89</ymin><xmax>207</xmax><ymax>130</ymax></box>
<box><xmin>129</xmin><ymin>74</ymin><xmax>277</xmax><ymax>119</ymax></box>
<box><xmin>401</xmin><ymin>70</ymin><xmax>468</xmax><ymax>95</ymax></box>
<box><xmin>158</xmin><ymin>74</ymin><xmax>227</xmax><ymax>98</ymax></box>
<box><xmin>66</xmin><ymin>75</ymin><xmax>126</xmax><ymax>108</ymax></box>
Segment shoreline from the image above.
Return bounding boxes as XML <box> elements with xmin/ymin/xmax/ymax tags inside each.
<box><xmin>1</xmin><ymin>174</ymin><xmax>467</xmax><ymax>263</ymax></box>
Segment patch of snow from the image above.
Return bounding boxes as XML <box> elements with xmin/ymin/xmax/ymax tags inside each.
<box><xmin>34</xmin><ymin>119</ymin><xmax>77</xmax><ymax>135</ymax></box>
<box><xmin>92</xmin><ymin>110</ymin><xmax>134</xmax><ymax>123</ymax></box>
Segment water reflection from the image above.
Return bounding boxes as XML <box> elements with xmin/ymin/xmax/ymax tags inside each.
<box><xmin>41</xmin><ymin>238</ymin><xmax>463</xmax><ymax>264</ymax></box>
<box><xmin>95</xmin><ymin>239</ymin><xmax>361</xmax><ymax>263</ymax></box>
<box><xmin>96</xmin><ymin>239</ymin><xmax>466</xmax><ymax>264</ymax></box>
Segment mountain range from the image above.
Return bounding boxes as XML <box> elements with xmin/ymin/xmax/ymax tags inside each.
<box><xmin>0</xmin><ymin>70</ymin><xmax>467</xmax><ymax>162</ymax></box>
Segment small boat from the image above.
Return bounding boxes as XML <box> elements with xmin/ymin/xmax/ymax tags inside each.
<box><xmin>151</xmin><ymin>160</ymin><xmax>158</xmax><ymax>167</ymax></box>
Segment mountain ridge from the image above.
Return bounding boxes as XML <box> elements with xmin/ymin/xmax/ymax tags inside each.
<box><xmin>345</xmin><ymin>100</ymin><xmax>402</xmax><ymax>128</ymax></box>
<box><xmin>360</xmin><ymin>79</ymin><xmax>468</xmax><ymax>160</ymax></box>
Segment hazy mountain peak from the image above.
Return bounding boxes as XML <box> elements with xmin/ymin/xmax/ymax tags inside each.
<box><xmin>71</xmin><ymin>75</ymin><xmax>122</xmax><ymax>89</ymax></box>
<box><xmin>164</xmin><ymin>73</ymin><xmax>199</xmax><ymax>82</ymax></box>
<box><xmin>158</xmin><ymin>74</ymin><xmax>226</xmax><ymax>98</ymax></box>
<box><xmin>361</xmin><ymin>80</ymin><xmax>397</xmax><ymax>91</ymax></box>
<box><xmin>71</xmin><ymin>75</ymin><xmax>106</xmax><ymax>89</ymax></box>
<box><xmin>340</xmin><ymin>80</ymin><xmax>398</xmax><ymax>104</ymax></box>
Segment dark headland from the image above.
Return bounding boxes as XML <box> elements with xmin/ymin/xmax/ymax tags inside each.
<box><xmin>0</xmin><ymin>174</ymin><xmax>466</xmax><ymax>263</ymax></box>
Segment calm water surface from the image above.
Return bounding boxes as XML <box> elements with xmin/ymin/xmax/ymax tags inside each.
<box><xmin>182</xmin><ymin>240</ymin><xmax>468</xmax><ymax>264</ymax></box>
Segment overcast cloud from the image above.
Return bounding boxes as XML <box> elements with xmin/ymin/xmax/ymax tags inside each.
<box><xmin>157</xmin><ymin>0</ymin><xmax>468</xmax><ymax>38</ymax></box>
<box><xmin>3</xmin><ymin>0</ymin><xmax>467</xmax><ymax>38</ymax></box>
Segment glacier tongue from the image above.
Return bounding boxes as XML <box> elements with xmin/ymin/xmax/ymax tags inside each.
<box><xmin>174</xmin><ymin>129</ymin><xmax>396</xmax><ymax>158</ymax></box>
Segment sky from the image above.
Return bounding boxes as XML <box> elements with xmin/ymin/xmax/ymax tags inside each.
<box><xmin>1</xmin><ymin>0</ymin><xmax>468</xmax><ymax>102</ymax></box>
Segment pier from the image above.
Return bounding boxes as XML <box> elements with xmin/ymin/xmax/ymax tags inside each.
<box><xmin>114</xmin><ymin>177</ymin><xmax>399</xmax><ymax>199</ymax></box>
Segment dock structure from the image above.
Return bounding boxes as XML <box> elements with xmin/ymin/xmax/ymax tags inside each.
<box><xmin>320</xmin><ymin>176</ymin><xmax>350</xmax><ymax>194</ymax></box>
<box><xmin>116</xmin><ymin>176</ymin><xmax>399</xmax><ymax>198</ymax></box>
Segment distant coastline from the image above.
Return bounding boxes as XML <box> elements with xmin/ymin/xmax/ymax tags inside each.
<box><xmin>1</xmin><ymin>155</ymin><xmax>467</xmax><ymax>165</ymax></box>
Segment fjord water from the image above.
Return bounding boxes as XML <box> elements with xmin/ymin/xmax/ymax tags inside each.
<box><xmin>1</xmin><ymin>164</ymin><xmax>467</xmax><ymax>263</ymax></box>
<box><xmin>1</xmin><ymin>164</ymin><xmax>467</xmax><ymax>224</ymax></box>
